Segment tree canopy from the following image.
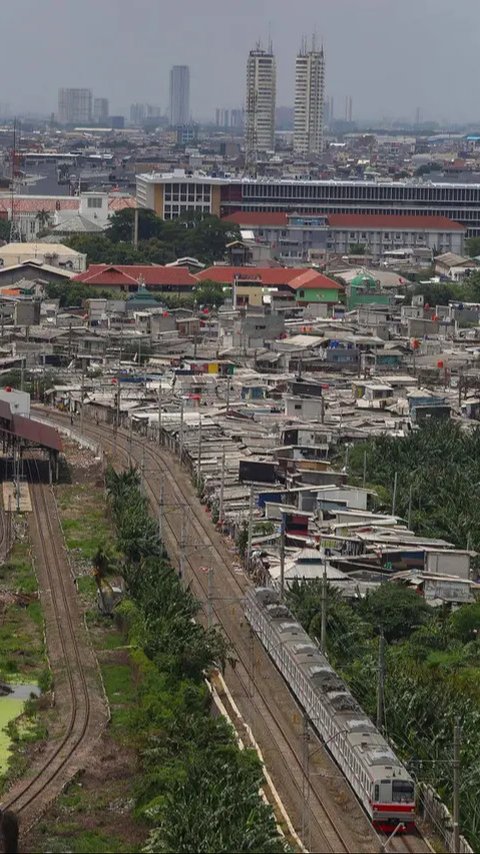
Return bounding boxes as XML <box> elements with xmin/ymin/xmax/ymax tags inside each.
<box><xmin>68</xmin><ymin>210</ymin><xmax>240</xmax><ymax>268</ymax></box>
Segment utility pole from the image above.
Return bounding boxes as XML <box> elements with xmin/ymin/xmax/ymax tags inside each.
<box><xmin>247</xmin><ymin>485</ymin><xmax>255</xmax><ymax>567</ymax></box>
<box><xmin>279</xmin><ymin>514</ymin><xmax>286</xmax><ymax>600</ymax></box>
<box><xmin>320</xmin><ymin>395</ymin><xmax>325</xmax><ymax>424</ymax></box>
<box><xmin>179</xmin><ymin>399</ymin><xmax>184</xmax><ymax>460</ymax></box>
<box><xmin>197</xmin><ymin>415</ymin><xmax>202</xmax><ymax>485</ymax></box>
<box><xmin>362</xmin><ymin>448</ymin><xmax>367</xmax><ymax>488</ymax></box>
<box><xmin>301</xmin><ymin>713</ymin><xmax>309</xmax><ymax>844</ymax></box>
<box><xmin>80</xmin><ymin>371</ymin><xmax>85</xmax><ymax>435</ymax></box>
<box><xmin>179</xmin><ymin>509</ymin><xmax>187</xmax><ymax>580</ymax></box>
<box><xmin>157</xmin><ymin>383</ymin><xmax>162</xmax><ymax>445</ymax></box>
<box><xmin>133</xmin><ymin>207</ymin><xmax>139</xmax><ymax>250</ymax></box>
<box><xmin>226</xmin><ymin>378</ymin><xmax>230</xmax><ymax>413</ymax></box>
<box><xmin>391</xmin><ymin>471</ymin><xmax>398</xmax><ymax>517</ymax></box>
<box><xmin>453</xmin><ymin>717</ymin><xmax>461</xmax><ymax>854</ymax></box>
<box><xmin>219</xmin><ymin>445</ymin><xmax>225</xmax><ymax>526</ymax></box>
<box><xmin>320</xmin><ymin>563</ymin><xmax>327</xmax><ymax>654</ymax></box>
<box><xmin>376</xmin><ymin>629</ymin><xmax>386</xmax><ymax>733</ymax></box>
<box><xmin>141</xmin><ymin>443</ymin><xmax>145</xmax><ymax>483</ymax></box>
<box><xmin>207</xmin><ymin>567</ymin><xmax>214</xmax><ymax>628</ymax></box>
<box><xmin>158</xmin><ymin>481</ymin><xmax>164</xmax><ymax>553</ymax></box>
<box><xmin>407</xmin><ymin>483</ymin><xmax>413</xmax><ymax>529</ymax></box>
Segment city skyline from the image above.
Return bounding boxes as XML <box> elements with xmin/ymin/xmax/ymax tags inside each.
<box><xmin>2</xmin><ymin>0</ymin><xmax>480</xmax><ymax>125</ymax></box>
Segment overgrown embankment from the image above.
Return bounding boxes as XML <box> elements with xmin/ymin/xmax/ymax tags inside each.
<box><xmin>106</xmin><ymin>466</ymin><xmax>288</xmax><ymax>853</ymax></box>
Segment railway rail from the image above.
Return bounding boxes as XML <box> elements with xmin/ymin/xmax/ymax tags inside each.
<box><xmin>2</xmin><ymin>459</ymin><xmax>107</xmax><ymax>833</ymax></box>
<box><xmin>42</xmin><ymin>409</ymin><xmax>431</xmax><ymax>854</ymax></box>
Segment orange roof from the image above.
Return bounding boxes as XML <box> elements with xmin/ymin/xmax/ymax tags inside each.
<box><xmin>73</xmin><ymin>264</ymin><xmax>197</xmax><ymax>288</ymax></box>
<box><xmin>196</xmin><ymin>266</ymin><xmax>342</xmax><ymax>290</ymax></box>
<box><xmin>327</xmin><ymin>213</ymin><xmax>465</xmax><ymax>231</ymax></box>
<box><xmin>223</xmin><ymin>212</ymin><xmax>289</xmax><ymax>227</ymax></box>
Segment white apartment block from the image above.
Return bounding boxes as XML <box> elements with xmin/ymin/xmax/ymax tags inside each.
<box><xmin>58</xmin><ymin>88</ymin><xmax>92</xmax><ymax>125</ymax></box>
<box><xmin>245</xmin><ymin>47</ymin><xmax>276</xmax><ymax>163</ymax></box>
<box><xmin>169</xmin><ymin>65</ymin><xmax>190</xmax><ymax>126</ymax></box>
<box><xmin>294</xmin><ymin>44</ymin><xmax>325</xmax><ymax>156</ymax></box>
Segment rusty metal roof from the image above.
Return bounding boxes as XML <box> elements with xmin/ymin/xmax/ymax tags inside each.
<box><xmin>11</xmin><ymin>414</ymin><xmax>62</xmax><ymax>452</ymax></box>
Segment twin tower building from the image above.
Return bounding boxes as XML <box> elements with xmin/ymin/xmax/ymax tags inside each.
<box><xmin>245</xmin><ymin>38</ymin><xmax>325</xmax><ymax>164</ymax></box>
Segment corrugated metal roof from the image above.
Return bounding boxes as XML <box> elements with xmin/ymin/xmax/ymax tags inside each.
<box><xmin>12</xmin><ymin>414</ymin><xmax>62</xmax><ymax>452</ymax></box>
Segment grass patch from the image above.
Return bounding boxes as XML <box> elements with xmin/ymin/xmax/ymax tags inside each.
<box><xmin>42</xmin><ymin>828</ymin><xmax>136</xmax><ymax>854</ymax></box>
<box><xmin>0</xmin><ymin>538</ymin><xmax>46</xmax><ymax>682</ymax></box>
<box><xmin>57</xmin><ymin>485</ymin><xmax>114</xmax><ymax>564</ymax></box>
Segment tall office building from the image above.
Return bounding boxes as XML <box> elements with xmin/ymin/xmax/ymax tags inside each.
<box><xmin>245</xmin><ymin>44</ymin><xmax>276</xmax><ymax>164</ymax></box>
<box><xmin>169</xmin><ymin>65</ymin><xmax>190</xmax><ymax>126</ymax></box>
<box><xmin>93</xmin><ymin>97</ymin><xmax>109</xmax><ymax>124</ymax></box>
<box><xmin>294</xmin><ymin>41</ymin><xmax>325</xmax><ymax>156</ymax></box>
<box><xmin>58</xmin><ymin>88</ymin><xmax>93</xmax><ymax>125</ymax></box>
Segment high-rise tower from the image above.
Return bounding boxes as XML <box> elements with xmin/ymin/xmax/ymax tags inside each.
<box><xmin>294</xmin><ymin>39</ymin><xmax>325</xmax><ymax>156</ymax></box>
<box><xmin>169</xmin><ymin>65</ymin><xmax>190</xmax><ymax>126</ymax></box>
<box><xmin>245</xmin><ymin>44</ymin><xmax>276</xmax><ymax>166</ymax></box>
<box><xmin>58</xmin><ymin>88</ymin><xmax>93</xmax><ymax>125</ymax></box>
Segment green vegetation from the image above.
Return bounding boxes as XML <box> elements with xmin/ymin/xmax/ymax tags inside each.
<box><xmin>466</xmin><ymin>237</ymin><xmax>480</xmax><ymax>258</ymax></box>
<box><xmin>284</xmin><ymin>421</ymin><xmax>480</xmax><ymax>848</ymax></box>
<box><xmin>0</xmin><ymin>540</ymin><xmax>45</xmax><ymax>680</ymax></box>
<box><xmin>348</xmin><ymin>420</ymin><xmax>480</xmax><ymax>552</ymax></box>
<box><xmin>409</xmin><ymin>270</ymin><xmax>480</xmax><ymax>307</ymax></box>
<box><xmin>287</xmin><ymin>579</ymin><xmax>480</xmax><ymax>850</ymax></box>
<box><xmin>0</xmin><ymin>537</ymin><xmax>51</xmax><ymax>793</ymax></box>
<box><xmin>105</xmin><ymin>466</ymin><xmax>288</xmax><ymax>854</ymax></box>
<box><xmin>64</xmin><ymin>209</ymin><xmax>240</xmax><ymax>267</ymax></box>
<box><xmin>57</xmin><ymin>483</ymin><xmax>115</xmax><ymax>564</ymax></box>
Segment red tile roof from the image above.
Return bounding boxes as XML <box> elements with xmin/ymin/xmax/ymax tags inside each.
<box><xmin>108</xmin><ymin>196</ymin><xmax>137</xmax><ymax>211</ymax></box>
<box><xmin>0</xmin><ymin>198</ymin><xmax>79</xmax><ymax>214</ymax></box>
<box><xmin>223</xmin><ymin>210</ymin><xmax>465</xmax><ymax>232</ymax></box>
<box><xmin>327</xmin><ymin>213</ymin><xmax>465</xmax><ymax>231</ymax></box>
<box><xmin>73</xmin><ymin>264</ymin><xmax>197</xmax><ymax>288</ymax></box>
<box><xmin>196</xmin><ymin>266</ymin><xmax>342</xmax><ymax>290</ymax></box>
<box><xmin>223</xmin><ymin>212</ymin><xmax>289</xmax><ymax>227</ymax></box>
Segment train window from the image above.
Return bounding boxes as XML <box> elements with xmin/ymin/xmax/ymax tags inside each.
<box><xmin>393</xmin><ymin>780</ymin><xmax>414</xmax><ymax>802</ymax></box>
<box><xmin>374</xmin><ymin>784</ymin><xmax>379</xmax><ymax>801</ymax></box>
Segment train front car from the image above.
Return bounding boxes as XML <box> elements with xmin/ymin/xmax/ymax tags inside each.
<box><xmin>370</xmin><ymin>761</ymin><xmax>416</xmax><ymax>831</ymax></box>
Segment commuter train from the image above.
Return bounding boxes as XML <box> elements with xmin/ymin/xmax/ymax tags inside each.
<box><xmin>245</xmin><ymin>587</ymin><xmax>416</xmax><ymax>831</ymax></box>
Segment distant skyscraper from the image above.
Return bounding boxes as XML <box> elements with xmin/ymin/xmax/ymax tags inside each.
<box><xmin>169</xmin><ymin>65</ymin><xmax>190</xmax><ymax>126</ymax></box>
<box><xmin>294</xmin><ymin>40</ymin><xmax>325</xmax><ymax>156</ymax></box>
<box><xmin>245</xmin><ymin>44</ymin><xmax>276</xmax><ymax>164</ymax></box>
<box><xmin>58</xmin><ymin>88</ymin><xmax>92</xmax><ymax>125</ymax></box>
<box><xmin>93</xmin><ymin>98</ymin><xmax>109</xmax><ymax>124</ymax></box>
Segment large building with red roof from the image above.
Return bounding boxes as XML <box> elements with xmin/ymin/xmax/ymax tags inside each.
<box><xmin>223</xmin><ymin>210</ymin><xmax>465</xmax><ymax>261</ymax></box>
<box><xmin>136</xmin><ymin>169</ymin><xmax>476</xmax><ymax>238</ymax></box>
<box><xmin>73</xmin><ymin>264</ymin><xmax>197</xmax><ymax>293</ymax></box>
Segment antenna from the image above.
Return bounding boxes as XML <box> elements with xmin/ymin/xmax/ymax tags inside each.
<box><xmin>9</xmin><ymin>118</ymin><xmax>22</xmax><ymax>243</ymax></box>
<box><xmin>267</xmin><ymin>21</ymin><xmax>273</xmax><ymax>53</ymax></box>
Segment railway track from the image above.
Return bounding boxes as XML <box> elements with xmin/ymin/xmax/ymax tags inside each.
<box><xmin>49</xmin><ymin>413</ymin><xmax>383</xmax><ymax>854</ymax></box>
<box><xmin>35</xmin><ymin>408</ymin><xmax>433</xmax><ymax>853</ymax></box>
<box><xmin>2</xmin><ymin>459</ymin><xmax>107</xmax><ymax>833</ymax></box>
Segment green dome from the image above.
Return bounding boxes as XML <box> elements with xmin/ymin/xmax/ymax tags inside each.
<box><xmin>350</xmin><ymin>273</ymin><xmax>377</xmax><ymax>289</ymax></box>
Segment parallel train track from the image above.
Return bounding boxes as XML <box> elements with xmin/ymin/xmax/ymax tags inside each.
<box><xmin>50</xmin><ymin>413</ymin><xmax>392</xmax><ymax>853</ymax></box>
<box><xmin>2</xmin><ymin>459</ymin><xmax>105</xmax><ymax>832</ymax></box>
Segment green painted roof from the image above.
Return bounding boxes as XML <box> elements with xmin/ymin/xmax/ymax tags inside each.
<box><xmin>350</xmin><ymin>273</ymin><xmax>377</xmax><ymax>288</ymax></box>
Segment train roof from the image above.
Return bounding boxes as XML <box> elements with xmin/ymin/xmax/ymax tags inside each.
<box><xmin>248</xmin><ymin>587</ymin><xmax>413</xmax><ymax>785</ymax></box>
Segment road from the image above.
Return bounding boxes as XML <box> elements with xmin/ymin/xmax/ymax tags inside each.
<box><xmin>2</xmin><ymin>459</ymin><xmax>108</xmax><ymax>835</ymax></box>
<box><xmin>40</xmin><ymin>409</ymin><xmax>431</xmax><ymax>854</ymax></box>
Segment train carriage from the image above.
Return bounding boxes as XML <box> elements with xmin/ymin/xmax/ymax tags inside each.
<box><xmin>245</xmin><ymin>587</ymin><xmax>416</xmax><ymax>831</ymax></box>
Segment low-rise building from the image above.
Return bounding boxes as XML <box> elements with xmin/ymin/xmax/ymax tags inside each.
<box><xmin>73</xmin><ymin>264</ymin><xmax>197</xmax><ymax>293</ymax></box>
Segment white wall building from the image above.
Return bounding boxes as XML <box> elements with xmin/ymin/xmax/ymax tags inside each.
<box><xmin>58</xmin><ymin>88</ymin><xmax>92</xmax><ymax>125</ymax></box>
<box><xmin>169</xmin><ymin>65</ymin><xmax>190</xmax><ymax>126</ymax></box>
<box><xmin>93</xmin><ymin>98</ymin><xmax>109</xmax><ymax>123</ymax></box>
<box><xmin>245</xmin><ymin>46</ymin><xmax>276</xmax><ymax>163</ymax></box>
<box><xmin>294</xmin><ymin>41</ymin><xmax>325</xmax><ymax>156</ymax></box>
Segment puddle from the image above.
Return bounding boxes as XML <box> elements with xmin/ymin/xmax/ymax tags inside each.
<box><xmin>0</xmin><ymin>683</ymin><xmax>39</xmax><ymax>773</ymax></box>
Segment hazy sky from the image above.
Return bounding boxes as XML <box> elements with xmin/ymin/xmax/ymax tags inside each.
<box><xmin>2</xmin><ymin>0</ymin><xmax>478</xmax><ymax>123</ymax></box>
